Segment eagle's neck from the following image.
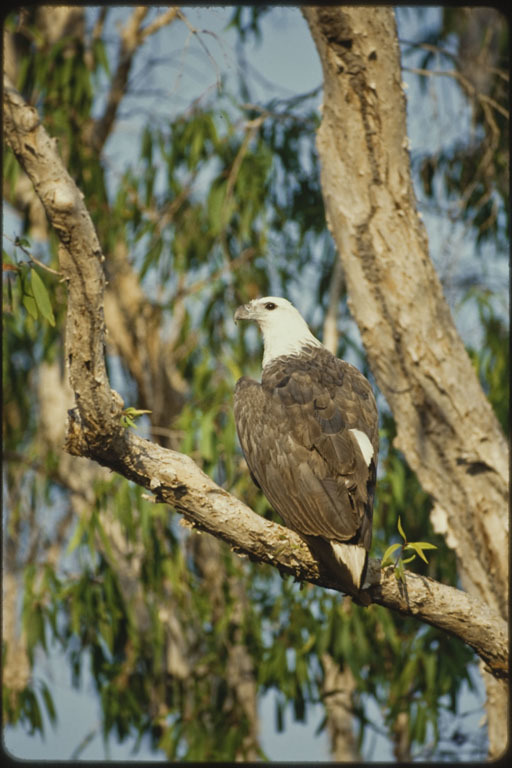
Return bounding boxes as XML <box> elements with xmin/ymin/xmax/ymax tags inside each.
<box><xmin>261</xmin><ymin>320</ymin><xmax>323</xmax><ymax>368</ymax></box>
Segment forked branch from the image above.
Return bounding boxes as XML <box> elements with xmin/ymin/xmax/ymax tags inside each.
<box><xmin>3</xmin><ymin>75</ymin><xmax>507</xmax><ymax>681</ymax></box>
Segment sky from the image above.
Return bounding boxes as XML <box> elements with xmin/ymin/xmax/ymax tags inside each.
<box><xmin>3</xmin><ymin>4</ymin><xmax>499</xmax><ymax>763</ymax></box>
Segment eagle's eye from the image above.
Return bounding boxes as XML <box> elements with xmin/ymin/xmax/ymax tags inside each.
<box><xmin>264</xmin><ymin>302</ymin><xmax>277</xmax><ymax>310</ymax></box>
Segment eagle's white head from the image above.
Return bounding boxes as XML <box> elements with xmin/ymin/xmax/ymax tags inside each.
<box><xmin>234</xmin><ymin>296</ymin><xmax>323</xmax><ymax>367</ymax></box>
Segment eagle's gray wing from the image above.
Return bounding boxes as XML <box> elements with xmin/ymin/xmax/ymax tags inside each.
<box><xmin>234</xmin><ymin>350</ymin><xmax>378</xmax><ymax>550</ymax></box>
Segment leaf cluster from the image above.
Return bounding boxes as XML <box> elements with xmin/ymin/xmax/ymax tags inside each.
<box><xmin>3</xmin><ymin>6</ymin><xmax>501</xmax><ymax>762</ymax></box>
<box><xmin>381</xmin><ymin>516</ymin><xmax>437</xmax><ymax>582</ymax></box>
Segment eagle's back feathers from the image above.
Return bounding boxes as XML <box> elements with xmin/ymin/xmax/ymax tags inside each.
<box><xmin>234</xmin><ymin>344</ymin><xmax>378</xmax><ymax>582</ymax></box>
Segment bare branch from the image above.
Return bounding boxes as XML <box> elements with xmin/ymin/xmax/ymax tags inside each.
<box><xmin>4</xmin><ymin>234</ymin><xmax>62</xmax><ymax>277</ymax></box>
<box><xmin>69</xmin><ymin>425</ymin><xmax>510</xmax><ymax>681</ymax></box>
<box><xmin>84</xmin><ymin>6</ymin><xmax>108</xmax><ymax>72</ymax></box>
<box><xmin>403</xmin><ymin>66</ymin><xmax>509</xmax><ymax>119</ymax></box>
<box><xmin>175</xmin><ymin>8</ymin><xmax>221</xmax><ymax>90</ymax></box>
<box><xmin>87</xmin><ymin>6</ymin><xmax>179</xmax><ymax>152</ymax></box>
<box><xmin>3</xmin><ymin>72</ymin><xmax>508</xmax><ymax>683</ymax></box>
<box><xmin>139</xmin><ymin>7</ymin><xmax>180</xmax><ymax>43</ymax></box>
<box><xmin>4</xmin><ymin>73</ymin><xmax>122</xmax><ymax>447</ymax></box>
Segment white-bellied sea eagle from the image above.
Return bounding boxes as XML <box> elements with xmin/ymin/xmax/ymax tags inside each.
<box><xmin>234</xmin><ymin>297</ymin><xmax>378</xmax><ymax>591</ymax></box>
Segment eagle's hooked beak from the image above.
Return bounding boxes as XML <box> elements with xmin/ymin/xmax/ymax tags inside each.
<box><xmin>234</xmin><ymin>303</ymin><xmax>253</xmax><ymax>324</ymax></box>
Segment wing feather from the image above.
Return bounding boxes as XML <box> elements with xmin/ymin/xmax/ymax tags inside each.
<box><xmin>234</xmin><ymin>347</ymin><xmax>378</xmax><ymax>550</ymax></box>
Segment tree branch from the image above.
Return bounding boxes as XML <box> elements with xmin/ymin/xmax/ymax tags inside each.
<box><xmin>301</xmin><ymin>9</ymin><xmax>508</xmax><ymax>756</ymax></box>
<box><xmin>302</xmin><ymin>5</ymin><xmax>508</xmax><ymax>619</ymax></box>
<box><xmin>3</xmin><ymin>74</ymin><xmax>507</xmax><ymax>681</ymax></box>
<box><xmin>87</xmin><ymin>6</ymin><xmax>179</xmax><ymax>152</ymax></box>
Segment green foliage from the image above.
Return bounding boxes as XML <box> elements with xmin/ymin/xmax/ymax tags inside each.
<box><xmin>3</xmin><ymin>239</ymin><xmax>58</xmax><ymax>328</ymax></box>
<box><xmin>381</xmin><ymin>516</ymin><xmax>438</xmax><ymax>582</ymax></box>
<box><xmin>464</xmin><ymin>288</ymin><xmax>509</xmax><ymax>432</ymax></box>
<box><xmin>119</xmin><ymin>407</ymin><xmax>152</xmax><ymax>430</ymax></box>
<box><xmin>29</xmin><ymin>268</ymin><xmax>56</xmax><ymax>326</ymax></box>
<box><xmin>3</xmin><ymin>6</ymin><xmax>502</xmax><ymax>763</ymax></box>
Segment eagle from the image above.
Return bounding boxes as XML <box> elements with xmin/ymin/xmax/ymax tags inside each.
<box><xmin>233</xmin><ymin>296</ymin><xmax>378</xmax><ymax>591</ymax></box>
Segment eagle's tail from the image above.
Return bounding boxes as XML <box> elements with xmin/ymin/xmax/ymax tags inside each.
<box><xmin>330</xmin><ymin>542</ymin><xmax>368</xmax><ymax>590</ymax></box>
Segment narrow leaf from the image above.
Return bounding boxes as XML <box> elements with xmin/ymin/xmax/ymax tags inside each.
<box><xmin>397</xmin><ymin>515</ymin><xmax>407</xmax><ymax>542</ymax></box>
<box><xmin>395</xmin><ymin>559</ymin><xmax>405</xmax><ymax>582</ymax></box>
<box><xmin>381</xmin><ymin>542</ymin><xmax>402</xmax><ymax>568</ymax></box>
<box><xmin>19</xmin><ymin>266</ymin><xmax>38</xmax><ymax>318</ymax></box>
<box><xmin>31</xmin><ymin>268</ymin><xmax>55</xmax><ymax>326</ymax></box>
<box><xmin>39</xmin><ymin>681</ymin><xmax>57</xmax><ymax>726</ymax></box>
<box><xmin>404</xmin><ymin>541</ymin><xmax>437</xmax><ymax>563</ymax></box>
<box><xmin>23</xmin><ymin>292</ymin><xmax>38</xmax><ymax>320</ymax></box>
<box><xmin>123</xmin><ymin>407</ymin><xmax>152</xmax><ymax>418</ymax></box>
<box><xmin>67</xmin><ymin>518</ymin><xmax>86</xmax><ymax>554</ymax></box>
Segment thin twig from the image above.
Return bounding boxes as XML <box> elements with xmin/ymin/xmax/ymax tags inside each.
<box><xmin>4</xmin><ymin>234</ymin><xmax>62</xmax><ymax>277</ymax></box>
<box><xmin>139</xmin><ymin>7</ymin><xmax>179</xmax><ymax>43</ymax></box>
<box><xmin>403</xmin><ymin>66</ymin><xmax>509</xmax><ymax>119</ymax></box>
<box><xmin>175</xmin><ymin>8</ymin><xmax>221</xmax><ymax>91</ymax></box>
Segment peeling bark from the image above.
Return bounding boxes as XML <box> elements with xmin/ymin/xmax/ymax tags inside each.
<box><xmin>301</xmin><ymin>5</ymin><xmax>508</xmax><ymax>614</ymax></box>
<box><xmin>301</xmin><ymin>6</ymin><xmax>508</xmax><ymax>757</ymax></box>
<box><xmin>3</xmin><ymin>72</ymin><xmax>508</xmax><ymax>687</ymax></box>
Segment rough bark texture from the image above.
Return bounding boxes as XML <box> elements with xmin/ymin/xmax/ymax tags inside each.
<box><xmin>4</xmin><ymin>8</ymin><xmax>262</xmax><ymax>753</ymax></box>
<box><xmin>4</xmin><ymin>71</ymin><xmax>508</xmax><ymax>687</ymax></box>
<box><xmin>301</xmin><ymin>6</ymin><xmax>508</xmax><ymax>758</ymax></box>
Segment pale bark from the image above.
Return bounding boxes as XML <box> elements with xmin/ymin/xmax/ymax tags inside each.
<box><xmin>321</xmin><ymin>652</ymin><xmax>361</xmax><ymax>762</ymax></box>
<box><xmin>301</xmin><ymin>5</ymin><xmax>508</xmax><ymax>615</ymax></box>
<box><xmin>301</xmin><ymin>6</ymin><xmax>508</xmax><ymax>758</ymax></box>
<box><xmin>2</xmin><ymin>571</ymin><xmax>30</xmax><ymax>704</ymax></box>
<box><xmin>4</xmin><ymin>7</ymin><xmax>259</xmax><ymax>749</ymax></box>
<box><xmin>4</xmin><ymin>72</ymin><xmax>508</xmax><ymax>686</ymax></box>
<box><xmin>322</xmin><ymin>256</ymin><xmax>345</xmax><ymax>356</ymax></box>
<box><xmin>3</xmin><ymin>7</ymin><xmax>85</xmax><ymax>707</ymax></box>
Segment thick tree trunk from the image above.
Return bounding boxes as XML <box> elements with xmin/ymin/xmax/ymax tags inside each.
<box><xmin>4</xmin><ymin>58</ymin><xmax>508</xmax><ymax>693</ymax></box>
<box><xmin>302</xmin><ymin>6</ymin><xmax>508</xmax><ymax>758</ymax></box>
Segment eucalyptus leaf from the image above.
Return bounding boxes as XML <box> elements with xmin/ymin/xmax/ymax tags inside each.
<box><xmin>397</xmin><ymin>515</ymin><xmax>407</xmax><ymax>542</ymax></box>
<box><xmin>381</xmin><ymin>542</ymin><xmax>402</xmax><ymax>567</ymax></box>
<box><xmin>22</xmin><ymin>292</ymin><xmax>38</xmax><ymax>320</ymax></box>
<box><xmin>30</xmin><ymin>268</ymin><xmax>55</xmax><ymax>326</ymax></box>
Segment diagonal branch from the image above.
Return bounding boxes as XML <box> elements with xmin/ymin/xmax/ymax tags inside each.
<box><xmin>87</xmin><ymin>6</ymin><xmax>179</xmax><ymax>152</ymax></box>
<box><xmin>3</xmin><ymin>74</ymin><xmax>507</xmax><ymax>681</ymax></box>
<box><xmin>302</xmin><ymin>5</ymin><xmax>508</xmax><ymax>618</ymax></box>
